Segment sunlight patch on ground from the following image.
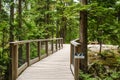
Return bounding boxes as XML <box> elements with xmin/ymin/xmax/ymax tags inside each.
<box><xmin>88</xmin><ymin>44</ymin><xmax>118</xmax><ymax>52</ymax></box>
<box><xmin>74</xmin><ymin>0</ymin><xmax>79</xmax><ymax>2</ymax></box>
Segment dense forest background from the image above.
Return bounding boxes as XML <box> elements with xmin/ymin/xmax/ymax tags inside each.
<box><xmin>0</xmin><ymin>0</ymin><xmax>120</xmax><ymax>80</ymax></box>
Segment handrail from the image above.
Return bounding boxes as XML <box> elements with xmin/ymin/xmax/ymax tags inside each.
<box><xmin>70</xmin><ymin>39</ymin><xmax>81</xmax><ymax>80</ymax></box>
<box><xmin>9</xmin><ymin>38</ymin><xmax>63</xmax><ymax>80</ymax></box>
<box><xmin>70</xmin><ymin>39</ymin><xmax>80</xmax><ymax>46</ymax></box>
<box><xmin>10</xmin><ymin>38</ymin><xmax>63</xmax><ymax>45</ymax></box>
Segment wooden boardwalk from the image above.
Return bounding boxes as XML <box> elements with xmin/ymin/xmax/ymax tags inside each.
<box><xmin>17</xmin><ymin>44</ymin><xmax>74</xmax><ymax>80</ymax></box>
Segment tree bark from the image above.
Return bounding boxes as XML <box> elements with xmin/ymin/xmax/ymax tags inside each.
<box><xmin>79</xmin><ymin>0</ymin><xmax>88</xmax><ymax>72</ymax></box>
<box><xmin>56</xmin><ymin>20</ymin><xmax>59</xmax><ymax>38</ymax></box>
<box><xmin>0</xmin><ymin>0</ymin><xmax>1</xmax><ymax>11</ymax></box>
<box><xmin>18</xmin><ymin>0</ymin><xmax>22</xmax><ymax>40</ymax></box>
<box><xmin>118</xmin><ymin>11</ymin><xmax>120</xmax><ymax>22</ymax></box>
<box><xmin>10</xmin><ymin>0</ymin><xmax>14</xmax><ymax>62</ymax></box>
<box><xmin>45</xmin><ymin>0</ymin><xmax>50</xmax><ymax>39</ymax></box>
<box><xmin>9</xmin><ymin>0</ymin><xmax>14</xmax><ymax>79</ymax></box>
<box><xmin>18</xmin><ymin>0</ymin><xmax>23</xmax><ymax>61</ymax></box>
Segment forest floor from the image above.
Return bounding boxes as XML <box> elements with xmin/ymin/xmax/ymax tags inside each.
<box><xmin>80</xmin><ymin>44</ymin><xmax>120</xmax><ymax>80</ymax></box>
<box><xmin>88</xmin><ymin>44</ymin><xmax>119</xmax><ymax>64</ymax></box>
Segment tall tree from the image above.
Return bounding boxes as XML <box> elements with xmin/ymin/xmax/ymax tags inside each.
<box><xmin>79</xmin><ymin>0</ymin><xmax>88</xmax><ymax>71</ymax></box>
<box><xmin>9</xmin><ymin>0</ymin><xmax>14</xmax><ymax>79</ymax></box>
<box><xmin>18</xmin><ymin>0</ymin><xmax>23</xmax><ymax>61</ymax></box>
<box><xmin>0</xmin><ymin>0</ymin><xmax>1</xmax><ymax>11</ymax></box>
<box><xmin>45</xmin><ymin>0</ymin><xmax>50</xmax><ymax>38</ymax></box>
<box><xmin>18</xmin><ymin>0</ymin><xmax>22</xmax><ymax>40</ymax></box>
<box><xmin>10</xmin><ymin>0</ymin><xmax>14</xmax><ymax>42</ymax></box>
<box><xmin>116</xmin><ymin>1</ymin><xmax>120</xmax><ymax>22</ymax></box>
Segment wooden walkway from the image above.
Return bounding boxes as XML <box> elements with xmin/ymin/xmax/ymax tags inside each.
<box><xmin>17</xmin><ymin>44</ymin><xmax>74</xmax><ymax>80</ymax></box>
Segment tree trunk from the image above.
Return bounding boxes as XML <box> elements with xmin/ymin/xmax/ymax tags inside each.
<box><xmin>79</xmin><ymin>0</ymin><xmax>88</xmax><ymax>72</ymax></box>
<box><xmin>9</xmin><ymin>0</ymin><xmax>14</xmax><ymax>79</ymax></box>
<box><xmin>60</xmin><ymin>17</ymin><xmax>66</xmax><ymax>43</ymax></box>
<box><xmin>18</xmin><ymin>0</ymin><xmax>22</xmax><ymax>40</ymax></box>
<box><xmin>118</xmin><ymin>11</ymin><xmax>120</xmax><ymax>22</ymax></box>
<box><xmin>45</xmin><ymin>0</ymin><xmax>50</xmax><ymax>39</ymax></box>
<box><xmin>56</xmin><ymin>20</ymin><xmax>59</xmax><ymax>38</ymax></box>
<box><xmin>18</xmin><ymin>0</ymin><xmax>23</xmax><ymax>61</ymax></box>
<box><xmin>2</xmin><ymin>29</ymin><xmax>5</xmax><ymax>54</ymax></box>
<box><xmin>0</xmin><ymin>0</ymin><xmax>1</xmax><ymax>11</ymax></box>
<box><xmin>99</xmin><ymin>41</ymin><xmax>102</xmax><ymax>54</ymax></box>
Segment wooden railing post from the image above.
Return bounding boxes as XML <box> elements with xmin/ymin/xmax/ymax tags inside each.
<box><xmin>45</xmin><ymin>41</ymin><xmax>48</xmax><ymax>56</ymax></box>
<box><xmin>11</xmin><ymin>44</ymin><xmax>18</xmax><ymax>80</ymax></box>
<box><xmin>59</xmin><ymin>39</ymin><xmax>61</xmax><ymax>49</ymax></box>
<box><xmin>38</xmin><ymin>41</ymin><xmax>41</xmax><ymax>60</ymax></box>
<box><xmin>51</xmin><ymin>40</ymin><xmax>54</xmax><ymax>54</ymax></box>
<box><xmin>70</xmin><ymin>44</ymin><xmax>73</xmax><ymax>65</ymax></box>
<box><xmin>74</xmin><ymin>45</ymin><xmax>81</xmax><ymax>80</ymax></box>
<box><xmin>26</xmin><ymin>43</ymin><xmax>30</xmax><ymax>66</ymax></box>
<box><xmin>61</xmin><ymin>38</ymin><xmax>63</xmax><ymax>48</ymax></box>
<box><xmin>56</xmin><ymin>39</ymin><xmax>58</xmax><ymax>51</ymax></box>
<box><xmin>59</xmin><ymin>39</ymin><xmax>60</xmax><ymax>49</ymax></box>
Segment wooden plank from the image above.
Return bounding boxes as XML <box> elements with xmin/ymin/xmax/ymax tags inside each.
<box><xmin>41</xmin><ymin>54</ymin><xmax>47</xmax><ymax>60</ymax></box>
<box><xmin>10</xmin><ymin>38</ymin><xmax>63</xmax><ymax>45</ymax></box>
<box><xmin>70</xmin><ymin>39</ymin><xmax>80</xmax><ymax>47</ymax></box>
<box><xmin>18</xmin><ymin>62</ymin><xmax>27</xmax><ymax>76</ymax></box>
<box><xmin>30</xmin><ymin>57</ymin><xmax>39</xmax><ymax>65</ymax></box>
<box><xmin>70</xmin><ymin>64</ymin><xmax>74</xmax><ymax>75</ymax></box>
<box><xmin>17</xmin><ymin>44</ymin><xmax>74</xmax><ymax>80</ymax></box>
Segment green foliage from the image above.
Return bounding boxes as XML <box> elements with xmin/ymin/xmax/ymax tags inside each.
<box><xmin>79</xmin><ymin>70</ymin><xmax>100</xmax><ymax>80</ymax></box>
<box><xmin>0</xmin><ymin>8</ymin><xmax>9</xmax><ymax>79</ymax></box>
<box><xmin>1</xmin><ymin>0</ymin><xmax>120</xmax><ymax>79</ymax></box>
<box><xmin>80</xmin><ymin>62</ymin><xmax>120</xmax><ymax>80</ymax></box>
<box><xmin>87</xmin><ymin>1</ymin><xmax>120</xmax><ymax>45</ymax></box>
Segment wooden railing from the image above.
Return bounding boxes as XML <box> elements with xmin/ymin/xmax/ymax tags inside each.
<box><xmin>70</xmin><ymin>39</ymin><xmax>81</xmax><ymax>80</ymax></box>
<box><xmin>10</xmin><ymin>38</ymin><xmax>63</xmax><ymax>80</ymax></box>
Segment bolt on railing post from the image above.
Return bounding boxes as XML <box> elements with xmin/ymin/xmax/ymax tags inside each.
<box><xmin>26</xmin><ymin>43</ymin><xmax>30</xmax><ymax>66</ymax></box>
<box><xmin>45</xmin><ymin>41</ymin><xmax>48</xmax><ymax>56</ymax></box>
<box><xmin>38</xmin><ymin>41</ymin><xmax>41</xmax><ymax>60</ymax></box>
<box><xmin>11</xmin><ymin>44</ymin><xmax>18</xmax><ymax>80</ymax></box>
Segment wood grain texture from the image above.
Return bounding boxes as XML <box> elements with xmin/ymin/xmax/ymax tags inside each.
<box><xmin>17</xmin><ymin>44</ymin><xmax>74</xmax><ymax>80</ymax></box>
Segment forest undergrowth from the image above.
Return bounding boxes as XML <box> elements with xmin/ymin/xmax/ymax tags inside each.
<box><xmin>80</xmin><ymin>46</ymin><xmax>120</xmax><ymax>80</ymax></box>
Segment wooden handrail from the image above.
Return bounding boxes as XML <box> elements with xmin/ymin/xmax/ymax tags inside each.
<box><xmin>70</xmin><ymin>39</ymin><xmax>80</xmax><ymax>47</ymax></box>
<box><xmin>9</xmin><ymin>38</ymin><xmax>63</xmax><ymax>80</ymax></box>
<box><xmin>70</xmin><ymin>39</ymin><xmax>81</xmax><ymax>80</ymax></box>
